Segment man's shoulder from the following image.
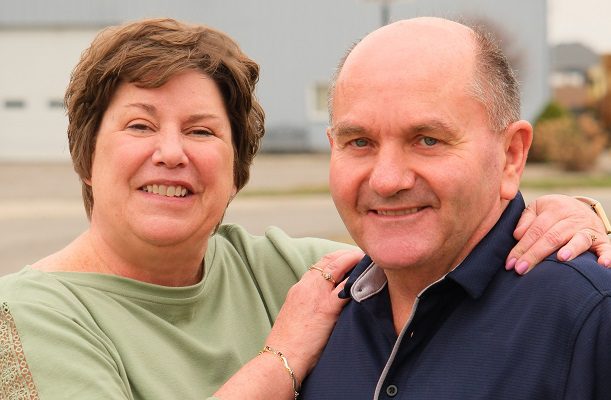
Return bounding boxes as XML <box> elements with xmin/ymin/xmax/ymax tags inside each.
<box><xmin>511</xmin><ymin>252</ymin><xmax>611</xmax><ymax>310</ymax></box>
<box><xmin>536</xmin><ymin>251</ymin><xmax>611</xmax><ymax>294</ymax></box>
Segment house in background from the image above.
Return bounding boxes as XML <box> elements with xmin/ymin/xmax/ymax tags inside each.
<box><xmin>0</xmin><ymin>0</ymin><xmax>549</xmax><ymax>160</ymax></box>
<box><xmin>596</xmin><ymin>54</ymin><xmax>611</xmax><ymax>130</ymax></box>
<box><xmin>550</xmin><ymin>42</ymin><xmax>605</xmax><ymax>112</ymax></box>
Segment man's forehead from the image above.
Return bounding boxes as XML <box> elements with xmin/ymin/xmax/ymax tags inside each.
<box><xmin>337</xmin><ymin>17</ymin><xmax>476</xmax><ymax>86</ymax></box>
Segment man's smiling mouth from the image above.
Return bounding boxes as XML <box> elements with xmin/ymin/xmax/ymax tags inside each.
<box><xmin>375</xmin><ymin>207</ymin><xmax>426</xmax><ymax>216</ymax></box>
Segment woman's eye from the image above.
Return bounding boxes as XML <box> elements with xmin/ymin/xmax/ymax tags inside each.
<box><xmin>188</xmin><ymin>129</ymin><xmax>213</xmax><ymax>137</ymax></box>
<box><xmin>421</xmin><ymin>136</ymin><xmax>438</xmax><ymax>146</ymax></box>
<box><xmin>127</xmin><ymin>123</ymin><xmax>151</xmax><ymax>131</ymax></box>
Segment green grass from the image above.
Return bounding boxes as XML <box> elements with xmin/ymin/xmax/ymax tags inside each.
<box><xmin>236</xmin><ymin>175</ymin><xmax>611</xmax><ymax>198</ymax></box>
<box><xmin>238</xmin><ymin>185</ymin><xmax>331</xmax><ymax>197</ymax></box>
<box><xmin>521</xmin><ymin>175</ymin><xmax>611</xmax><ymax>189</ymax></box>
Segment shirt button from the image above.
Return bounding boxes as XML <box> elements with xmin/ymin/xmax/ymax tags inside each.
<box><xmin>386</xmin><ymin>384</ymin><xmax>398</xmax><ymax>397</ymax></box>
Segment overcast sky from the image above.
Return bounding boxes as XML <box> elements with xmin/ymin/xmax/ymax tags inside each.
<box><xmin>548</xmin><ymin>0</ymin><xmax>611</xmax><ymax>53</ymax></box>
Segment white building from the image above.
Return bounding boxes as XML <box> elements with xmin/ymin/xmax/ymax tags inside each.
<box><xmin>0</xmin><ymin>0</ymin><xmax>549</xmax><ymax>160</ymax></box>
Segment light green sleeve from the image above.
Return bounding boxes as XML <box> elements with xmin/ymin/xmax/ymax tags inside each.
<box><xmin>1</xmin><ymin>299</ymin><xmax>132</xmax><ymax>400</ymax></box>
<box><xmin>214</xmin><ymin>224</ymin><xmax>356</xmax><ymax>322</ymax></box>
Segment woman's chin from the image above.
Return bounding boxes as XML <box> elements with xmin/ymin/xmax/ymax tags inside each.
<box><xmin>131</xmin><ymin>220</ymin><xmax>209</xmax><ymax>248</ymax></box>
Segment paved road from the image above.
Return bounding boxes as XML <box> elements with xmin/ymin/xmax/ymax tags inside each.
<box><xmin>1</xmin><ymin>153</ymin><xmax>610</xmax><ymax>276</ymax></box>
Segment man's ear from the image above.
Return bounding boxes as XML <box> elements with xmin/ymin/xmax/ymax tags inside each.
<box><xmin>500</xmin><ymin>120</ymin><xmax>533</xmax><ymax>201</ymax></box>
<box><xmin>326</xmin><ymin>127</ymin><xmax>334</xmax><ymax>148</ymax></box>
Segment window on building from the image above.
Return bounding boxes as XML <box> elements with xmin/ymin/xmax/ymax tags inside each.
<box><xmin>48</xmin><ymin>99</ymin><xmax>64</xmax><ymax>109</ymax></box>
<box><xmin>309</xmin><ymin>82</ymin><xmax>330</xmax><ymax>121</ymax></box>
<box><xmin>314</xmin><ymin>82</ymin><xmax>329</xmax><ymax>113</ymax></box>
<box><xmin>4</xmin><ymin>99</ymin><xmax>26</xmax><ymax>109</ymax></box>
<box><xmin>550</xmin><ymin>71</ymin><xmax>586</xmax><ymax>88</ymax></box>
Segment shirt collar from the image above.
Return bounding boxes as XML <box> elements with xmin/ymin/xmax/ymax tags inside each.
<box><xmin>341</xmin><ymin>192</ymin><xmax>526</xmax><ymax>302</ymax></box>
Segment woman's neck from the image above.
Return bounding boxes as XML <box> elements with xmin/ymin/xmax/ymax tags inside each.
<box><xmin>32</xmin><ymin>229</ymin><xmax>207</xmax><ymax>287</ymax></box>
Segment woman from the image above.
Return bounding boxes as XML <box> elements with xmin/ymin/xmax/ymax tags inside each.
<box><xmin>0</xmin><ymin>18</ymin><xmax>609</xmax><ymax>400</ymax></box>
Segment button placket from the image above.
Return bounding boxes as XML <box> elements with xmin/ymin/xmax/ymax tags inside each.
<box><xmin>386</xmin><ymin>384</ymin><xmax>398</xmax><ymax>397</ymax></box>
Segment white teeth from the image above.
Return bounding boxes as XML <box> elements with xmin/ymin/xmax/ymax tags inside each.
<box><xmin>142</xmin><ymin>184</ymin><xmax>189</xmax><ymax>197</ymax></box>
<box><xmin>377</xmin><ymin>208</ymin><xmax>420</xmax><ymax>216</ymax></box>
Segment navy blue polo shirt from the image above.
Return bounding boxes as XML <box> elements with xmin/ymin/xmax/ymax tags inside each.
<box><xmin>300</xmin><ymin>193</ymin><xmax>611</xmax><ymax>399</ymax></box>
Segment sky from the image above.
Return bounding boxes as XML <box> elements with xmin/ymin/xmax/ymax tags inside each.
<box><xmin>548</xmin><ymin>0</ymin><xmax>611</xmax><ymax>53</ymax></box>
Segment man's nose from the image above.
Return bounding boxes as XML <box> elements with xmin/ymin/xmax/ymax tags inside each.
<box><xmin>151</xmin><ymin>130</ymin><xmax>188</xmax><ymax>168</ymax></box>
<box><xmin>368</xmin><ymin>146</ymin><xmax>415</xmax><ymax>197</ymax></box>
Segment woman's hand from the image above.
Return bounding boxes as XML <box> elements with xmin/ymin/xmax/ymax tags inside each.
<box><xmin>264</xmin><ymin>249</ymin><xmax>365</xmax><ymax>381</ymax></box>
<box><xmin>214</xmin><ymin>249</ymin><xmax>364</xmax><ymax>400</ymax></box>
<box><xmin>507</xmin><ymin>194</ymin><xmax>611</xmax><ymax>274</ymax></box>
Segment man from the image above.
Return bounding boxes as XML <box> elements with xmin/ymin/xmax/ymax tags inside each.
<box><xmin>300</xmin><ymin>17</ymin><xmax>611</xmax><ymax>399</ymax></box>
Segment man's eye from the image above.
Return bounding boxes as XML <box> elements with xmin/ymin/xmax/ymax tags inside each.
<box><xmin>421</xmin><ymin>136</ymin><xmax>438</xmax><ymax>146</ymax></box>
<box><xmin>351</xmin><ymin>138</ymin><xmax>369</xmax><ymax>148</ymax></box>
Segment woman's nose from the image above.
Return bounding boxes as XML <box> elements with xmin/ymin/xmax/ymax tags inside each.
<box><xmin>151</xmin><ymin>130</ymin><xmax>188</xmax><ymax>168</ymax></box>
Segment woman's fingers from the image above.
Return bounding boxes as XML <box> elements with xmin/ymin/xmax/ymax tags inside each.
<box><xmin>508</xmin><ymin>195</ymin><xmax>610</xmax><ymax>274</ymax></box>
<box><xmin>307</xmin><ymin>249</ymin><xmax>364</xmax><ymax>284</ymax></box>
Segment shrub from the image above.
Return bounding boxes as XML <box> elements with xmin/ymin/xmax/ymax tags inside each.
<box><xmin>537</xmin><ymin>101</ymin><xmax>570</xmax><ymax>123</ymax></box>
<box><xmin>529</xmin><ymin>102</ymin><xmax>570</xmax><ymax>162</ymax></box>
<box><xmin>531</xmin><ymin>111</ymin><xmax>607</xmax><ymax>171</ymax></box>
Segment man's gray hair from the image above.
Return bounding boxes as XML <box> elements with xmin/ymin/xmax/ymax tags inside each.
<box><xmin>468</xmin><ymin>25</ymin><xmax>521</xmax><ymax>132</ymax></box>
<box><xmin>327</xmin><ymin>23</ymin><xmax>521</xmax><ymax>133</ymax></box>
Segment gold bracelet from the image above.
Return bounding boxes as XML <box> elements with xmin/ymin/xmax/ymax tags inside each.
<box><xmin>574</xmin><ymin>196</ymin><xmax>611</xmax><ymax>235</ymax></box>
<box><xmin>259</xmin><ymin>345</ymin><xmax>300</xmax><ymax>399</ymax></box>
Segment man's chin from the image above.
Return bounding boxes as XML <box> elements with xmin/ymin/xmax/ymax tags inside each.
<box><xmin>362</xmin><ymin>240</ymin><xmax>432</xmax><ymax>271</ymax></box>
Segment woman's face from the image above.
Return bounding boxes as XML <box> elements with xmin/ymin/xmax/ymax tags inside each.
<box><xmin>88</xmin><ymin>70</ymin><xmax>236</xmax><ymax>249</ymax></box>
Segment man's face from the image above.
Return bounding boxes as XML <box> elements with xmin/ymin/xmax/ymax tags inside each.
<box><xmin>328</xmin><ymin>21</ymin><xmax>511</xmax><ymax>275</ymax></box>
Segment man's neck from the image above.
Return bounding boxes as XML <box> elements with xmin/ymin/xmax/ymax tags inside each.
<box><xmin>383</xmin><ymin>216</ymin><xmax>499</xmax><ymax>333</ymax></box>
<box><xmin>379</xmin><ymin>198</ymin><xmax>511</xmax><ymax>334</ymax></box>
<box><xmin>384</xmin><ymin>264</ymin><xmax>451</xmax><ymax>334</ymax></box>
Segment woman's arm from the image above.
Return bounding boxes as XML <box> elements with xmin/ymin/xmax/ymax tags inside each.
<box><xmin>213</xmin><ymin>249</ymin><xmax>364</xmax><ymax>400</ymax></box>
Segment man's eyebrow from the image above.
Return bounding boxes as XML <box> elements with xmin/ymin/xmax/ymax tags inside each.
<box><xmin>329</xmin><ymin>123</ymin><xmax>367</xmax><ymax>137</ymax></box>
<box><xmin>411</xmin><ymin>120</ymin><xmax>458</xmax><ymax>134</ymax></box>
<box><xmin>331</xmin><ymin>120</ymin><xmax>458</xmax><ymax>137</ymax></box>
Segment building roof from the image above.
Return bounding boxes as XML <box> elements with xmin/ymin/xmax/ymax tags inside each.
<box><xmin>552</xmin><ymin>42</ymin><xmax>600</xmax><ymax>72</ymax></box>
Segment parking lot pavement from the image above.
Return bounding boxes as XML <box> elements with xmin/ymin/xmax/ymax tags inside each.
<box><xmin>1</xmin><ymin>152</ymin><xmax>611</xmax><ymax>276</ymax></box>
<box><xmin>0</xmin><ymin>154</ymin><xmax>341</xmax><ymax>275</ymax></box>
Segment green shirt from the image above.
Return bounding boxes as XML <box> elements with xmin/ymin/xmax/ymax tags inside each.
<box><xmin>0</xmin><ymin>224</ymin><xmax>352</xmax><ymax>399</ymax></box>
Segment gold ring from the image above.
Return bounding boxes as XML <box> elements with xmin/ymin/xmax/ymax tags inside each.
<box><xmin>308</xmin><ymin>266</ymin><xmax>336</xmax><ymax>284</ymax></box>
<box><xmin>322</xmin><ymin>272</ymin><xmax>337</xmax><ymax>284</ymax></box>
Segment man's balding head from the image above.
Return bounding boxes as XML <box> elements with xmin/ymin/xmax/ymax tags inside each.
<box><xmin>329</xmin><ymin>17</ymin><xmax>519</xmax><ymax>133</ymax></box>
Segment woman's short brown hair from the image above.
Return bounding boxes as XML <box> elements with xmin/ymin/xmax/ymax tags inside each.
<box><xmin>65</xmin><ymin>18</ymin><xmax>265</xmax><ymax>218</ymax></box>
